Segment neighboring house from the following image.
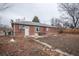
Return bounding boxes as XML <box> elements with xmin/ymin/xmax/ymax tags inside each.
<box><xmin>11</xmin><ymin>21</ymin><xmax>56</xmax><ymax>37</ymax></box>
<box><xmin>0</xmin><ymin>25</ymin><xmax>13</xmax><ymax>36</ymax></box>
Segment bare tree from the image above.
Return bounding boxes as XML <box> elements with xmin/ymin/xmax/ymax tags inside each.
<box><xmin>59</xmin><ymin>3</ymin><xmax>79</xmax><ymax>28</ymax></box>
<box><xmin>0</xmin><ymin>3</ymin><xmax>12</xmax><ymax>25</ymax></box>
<box><xmin>0</xmin><ymin>3</ymin><xmax>11</xmax><ymax>11</ymax></box>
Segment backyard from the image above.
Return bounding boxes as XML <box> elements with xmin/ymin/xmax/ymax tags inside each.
<box><xmin>37</xmin><ymin>33</ymin><xmax>79</xmax><ymax>56</ymax></box>
<box><xmin>0</xmin><ymin>33</ymin><xmax>79</xmax><ymax>56</ymax></box>
<box><xmin>0</xmin><ymin>36</ymin><xmax>47</xmax><ymax>56</ymax></box>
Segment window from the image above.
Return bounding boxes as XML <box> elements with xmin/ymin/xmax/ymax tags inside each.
<box><xmin>19</xmin><ymin>25</ymin><xmax>25</xmax><ymax>29</ymax></box>
<box><xmin>19</xmin><ymin>25</ymin><xmax>25</xmax><ymax>32</ymax></box>
<box><xmin>35</xmin><ymin>26</ymin><xmax>40</xmax><ymax>32</ymax></box>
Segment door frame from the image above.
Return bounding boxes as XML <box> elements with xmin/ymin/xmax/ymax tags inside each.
<box><xmin>24</xmin><ymin>26</ymin><xmax>29</xmax><ymax>37</ymax></box>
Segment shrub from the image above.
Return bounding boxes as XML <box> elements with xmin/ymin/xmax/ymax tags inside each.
<box><xmin>58</xmin><ymin>28</ymin><xmax>64</xmax><ymax>33</ymax></box>
<box><xmin>58</xmin><ymin>30</ymin><xmax>63</xmax><ymax>33</ymax></box>
<box><xmin>62</xmin><ymin>28</ymin><xmax>79</xmax><ymax>34</ymax></box>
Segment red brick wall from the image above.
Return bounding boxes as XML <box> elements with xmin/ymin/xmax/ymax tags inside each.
<box><xmin>12</xmin><ymin>24</ymin><xmax>24</xmax><ymax>37</ymax></box>
<box><xmin>12</xmin><ymin>24</ymin><xmax>36</xmax><ymax>36</ymax></box>
<box><xmin>46</xmin><ymin>27</ymin><xmax>58</xmax><ymax>34</ymax></box>
<box><xmin>28</xmin><ymin>26</ymin><xmax>57</xmax><ymax>36</ymax></box>
<box><xmin>46</xmin><ymin>27</ymin><xmax>51</xmax><ymax>33</ymax></box>
<box><xmin>50</xmin><ymin>27</ymin><xmax>58</xmax><ymax>33</ymax></box>
<box><xmin>29</xmin><ymin>26</ymin><xmax>47</xmax><ymax>35</ymax></box>
<box><xmin>40</xmin><ymin>27</ymin><xmax>46</xmax><ymax>34</ymax></box>
<box><xmin>12</xmin><ymin>23</ymin><xmax>58</xmax><ymax>37</ymax></box>
<box><xmin>29</xmin><ymin>26</ymin><xmax>35</xmax><ymax>35</ymax></box>
<box><xmin>39</xmin><ymin>27</ymin><xmax>57</xmax><ymax>35</ymax></box>
<box><xmin>15</xmin><ymin>25</ymin><xmax>20</xmax><ymax>32</ymax></box>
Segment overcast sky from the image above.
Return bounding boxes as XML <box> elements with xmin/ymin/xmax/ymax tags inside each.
<box><xmin>0</xmin><ymin>3</ymin><xmax>61</xmax><ymax>26</ymax></box>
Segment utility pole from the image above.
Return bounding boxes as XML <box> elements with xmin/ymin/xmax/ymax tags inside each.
<box><xmin>11</xmin><ymin>19</ymin><xmax>15</xmax><ymax>37</ymax></box>
<box><xmin>14</xmin><ymin>22</ymin><xmax>15</xmax><ymax>38</ymax></box>
<box><xmin>10</xmin><ymin>19</ymin><xmax>15</xmax><ymax>42</ymax></box>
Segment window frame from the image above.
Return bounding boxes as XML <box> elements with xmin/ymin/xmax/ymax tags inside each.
<box><xmin>19</xmin><ymin>25</ymin><xmax>25</xmax><ymax>32</ymax></box>
<box><xmin>35</xmin><ymin>26</ymin><xmax>40</xmax><ymax>32</ymax></box>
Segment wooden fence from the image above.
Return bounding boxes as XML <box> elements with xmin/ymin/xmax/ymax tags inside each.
<box><xmin>58</xmin><ymin>28</ymin><xmax>79</xmax><ymax>34</ymax></box>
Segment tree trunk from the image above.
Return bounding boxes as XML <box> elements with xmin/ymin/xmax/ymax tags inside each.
<box><xmin>74</xmin><ymin>23</ymin><xmax>77</xmax><ymax>28</ymax></box>
<box><xmin>72</xmin><ymin>16</ymin><xmax>77</xmax><ymax>28</ymax></box>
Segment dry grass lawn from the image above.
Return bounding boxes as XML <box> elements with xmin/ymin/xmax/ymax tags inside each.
<box><xmin>37</xmin><ymin>33</ymin><xmax>79</xmax><ymax>56</ymax></box>
<box><xmin>0</xmin><ymin>36</ymin><xmax>48</xmax><ymax>56</ymax></box>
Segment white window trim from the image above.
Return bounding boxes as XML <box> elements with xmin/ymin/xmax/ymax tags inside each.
<box><xmin>35</xmin><ymin>26</ymin><xmax>40</xmax><ymax>32</ymax></box>
<box><xmin>19</xmin><ymin>25</ymin><xmax>25</xmax><ymax>29</ymax></box>
<box><xmin>19</xmin><ymin>25</ymin><xmax>25</xmax><ymax>32</ymax></box>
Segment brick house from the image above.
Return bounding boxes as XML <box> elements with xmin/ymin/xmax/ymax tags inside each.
<box><xmin>11</xmin><ymin>21</ymin><xmax>56</xmax><ymax>37</ymax></box>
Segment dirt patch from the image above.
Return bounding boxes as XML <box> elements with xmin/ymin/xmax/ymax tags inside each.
<box><xmin>0</xmin><ymin>36</ymin><xmax>44</xmax><ymax>56</ymax></box>
<box><xmin>37</xmin><ymin>33</ymin><xmax>79</xmax><ymax>56</ymax></box>
<box><xmin>1</xmin><ymin>36</ymin><xmax>64</xmax><ymax>56</ymax></box>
